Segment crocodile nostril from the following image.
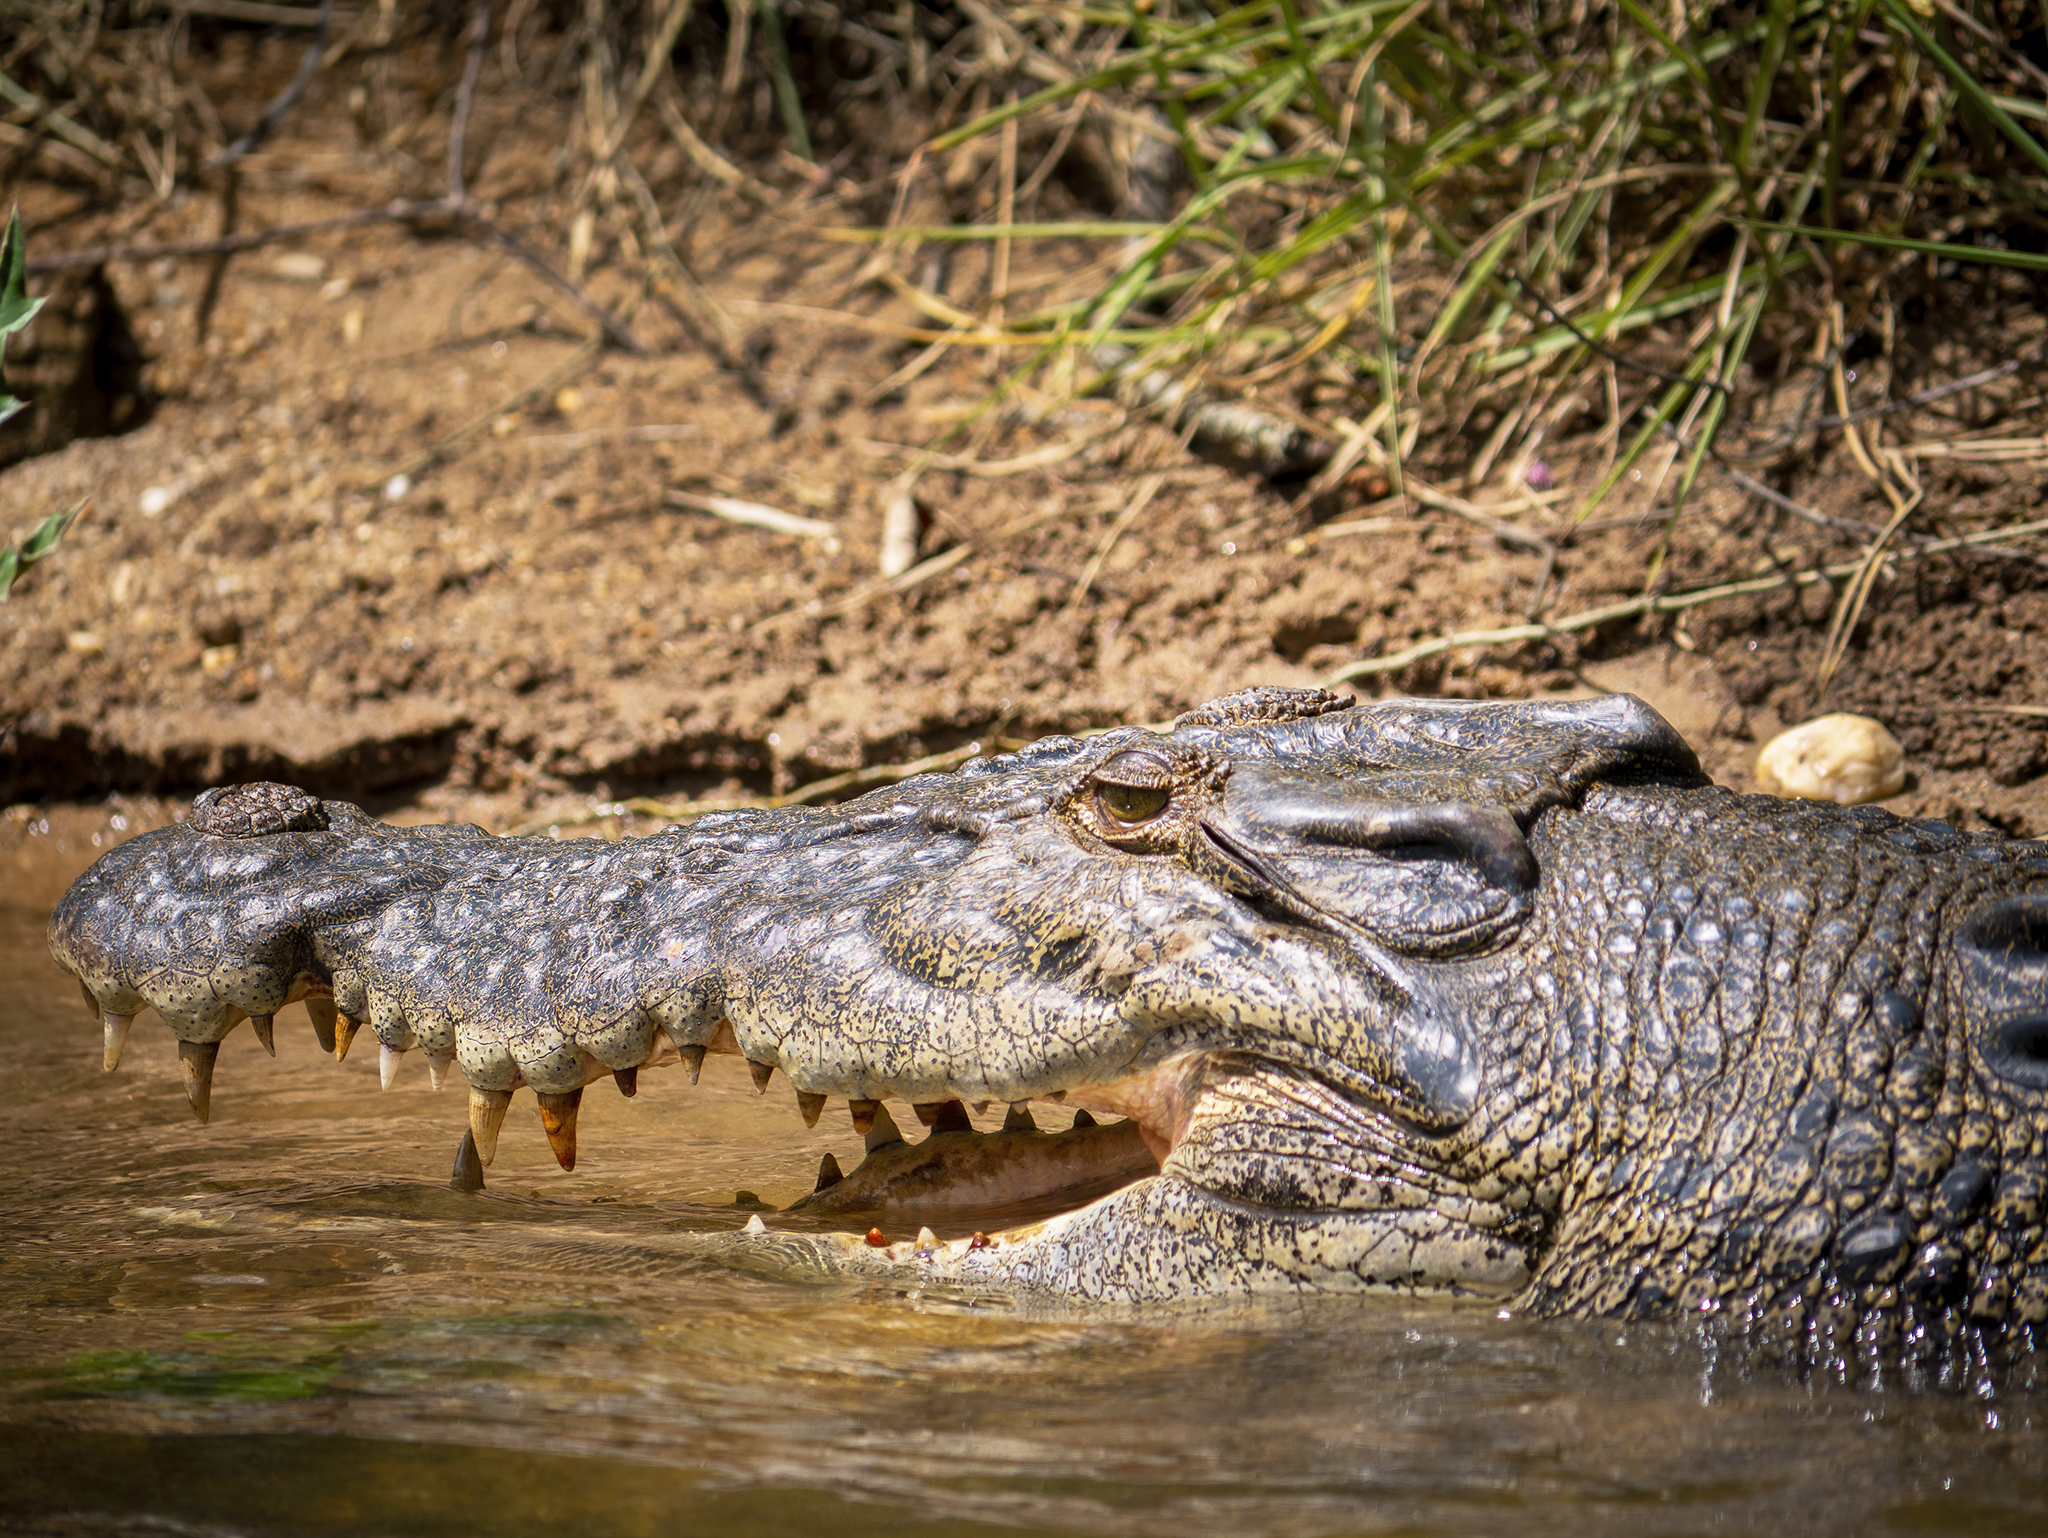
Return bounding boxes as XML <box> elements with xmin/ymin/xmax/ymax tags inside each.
<box><xmin>1958</xmin><ymin>893</ymin><xmax>2048</xmax><ymax>1089</ymax></box>
<box><xmin>1958</xmin><ymin>892</ymin><xmax>2048</xmax><ymax>954</ymax></box>
<box><xmin>1990</xmin><ymin>1015</ymin><xmax>2048</xmax><ymax>1088</ymax></box>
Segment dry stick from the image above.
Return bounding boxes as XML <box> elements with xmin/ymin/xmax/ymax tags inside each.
<box><xmin>382</xmin><ymin>335</ymin><xmax>605</xmax><ymax>485</ymax></box>
<box><xmin>446</xmin><ymin>0</ymin><xmax>491</xmax><ymax>203</ymax></box>
<box><xmin>208</xmin><ymin>0</ymin><xmax>333</xmax><ymax>170</ymax></box>
<box><xmin>589</xmin><ymin>0</ymin><xmax>696</xmax><ymax>179</ymax></box>
<box><xmin>1320</xmin><ymin>515</ymin><xmax>2048</xmax><ymax>688</ymax></box>
<box><xmin>25</xmin><ymin>198</ymin><xmax>645</xmax><ymax>353</ymax></box>
<box><xmin>1064</xmin><ymin>471</ymin><xmax>1165</xmax><ymax>614</ymax></box>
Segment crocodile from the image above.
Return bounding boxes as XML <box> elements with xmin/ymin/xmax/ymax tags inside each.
<box><xmin>45</xmin><ymin>688</ymin><xmax>2048</xmax><ymax>1361</ymax></box>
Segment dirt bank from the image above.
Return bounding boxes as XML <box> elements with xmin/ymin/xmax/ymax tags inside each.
<box><xmin>3</xmin><ymin>27</ymin><xmax>2043</xmax><ymax>841</ymax></box>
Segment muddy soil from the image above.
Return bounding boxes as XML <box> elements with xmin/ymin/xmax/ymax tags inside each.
<box><xmin>3</xmin><ymin>33</ymin><xmax>2044</xmax><ymax>847</ymax></box>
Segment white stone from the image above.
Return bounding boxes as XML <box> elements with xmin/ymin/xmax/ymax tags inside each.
<box><xmin>1755</xmin><ymin>714</ymin><xmax>1906</xmax><ymax>805</ymax></box>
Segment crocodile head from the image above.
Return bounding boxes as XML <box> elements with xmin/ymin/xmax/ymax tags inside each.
<box><xmin>46</xmin><ymin>689</ymin><xmax>2048</xmax><ymax>1356</ymax></box>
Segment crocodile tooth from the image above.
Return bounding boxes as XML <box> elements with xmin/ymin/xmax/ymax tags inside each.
<box><xmin>449</xmin><ymin>1129</ymin><xmax>486</xmax><ymax>1193</ymax></box>
<box><xmin>1002</xmin><ymin>1102</ymin><xmax>1037</xmax><ymax>1133</ymax></box>
<box><xmin>680</xmin><ymin>1045</ymin><xmax>705</xmax><ymax>1085</ymax></box>
<box><xmin>931</xmin><ymin>1100</ymin><xmax>972</xmax><ymax>1134</ymax></box>
<box><xmin>78</xmin><ymin>980</ymin><xmax>100</xmax><ymax>1022</ymax></box>
<box><xmin>864</xmin><ymin>1103</ymin><xmax>905</xmax><ymax>1153</ymax></box>
<box><xmin>250</xmin><ymin>1014</ymin><xmax>276</xmax><ymax>1057</ymax></box>
<box><xmin>747</xmin><ymin>1059</ymin><xmax>775</xmax><ymax>1093</ymax></box>
<box><xmin>333</xmin><ymin>1012</ymin><xmax>362</xmax><ymax>1062</ymax></box>
<box><xmin>796</xmin><ymin>1090</ymin><xmax>826</xmax><ymax>1128</ymax></box>
<box><xmin>536</xmin><ymin>1088</ymin><xmax>583</xmax><ymax>1171</ymax></box>
<box><xmin>426</xmin><ymin>1051</ymin><xmax>453</xmax><ymax>1090</ymax></box>
<box><xmin>379</xmin><ymin>1043</ymin><xmax>405</xmax><ymax>1090</ymax></box>
<box><xmin>743</xmin><ymin>1213</ymin><xmax>767</xmax><ymax>1236</ymax></box>
<box><xmin>304</xmin><ymin>996</ymin><xmax>338</xmax><ymax>1054</ymax></box>
<box><xmin>468</xmin><ymin>1087</ymin><xmax>512</xmax><ymax>1165</ymax></box>
<box><xmin>914</xmin><ymin>1226</ymin><xmax>938</xmax><ymax>1252</ymax></box>
<box><xmin>912</xmin><ymin>1101</ymin><xmax>944</xmax><ymax>1128</ymax></box>
<box><xmin>177</xmin><ymin>1039</ymin><xmax>220</xmax><ymax>1124</ymax></box>
<box><xmin>849</xmin><ymin>1098</ymin><xmax>880</xmax><ymax>1134</ymax></box>
<box><xmin>1070</xmin><ymin>1109</ymin><xmax>1097</xmax><ymax>1129</ymax></box>
<box><xmin>814</xmin><ymin>1151</ymin><xmax>843</xmax><ymax>1192</ymax></box>
<box><xmin>101</xmin><ymin>1011</ymin><xmax>135</xmax><ymax>1073</ymax></box>
<box><xmin>613</xmin><ymin>1066</ymin><xmax>638</xmax><ymax>1097</ymax></box>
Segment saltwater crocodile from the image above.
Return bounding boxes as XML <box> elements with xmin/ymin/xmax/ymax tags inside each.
<box><xmin>45</xmin><ymin>689</ymin><xmax>2048</xmax><ymax>1359</ymax></box>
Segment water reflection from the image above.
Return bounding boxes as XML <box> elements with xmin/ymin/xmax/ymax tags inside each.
<box><xmin>1</xmin><ymin>874</ymin><xmax>2043</xmax><ymax>1535</ymax></box>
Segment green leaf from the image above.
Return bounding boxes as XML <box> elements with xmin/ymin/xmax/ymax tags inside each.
<box><xmin>0</xmin><ymin>499</ymin><xmax>88</xmax><ymax>602</ymax></box>
<box><xmin>0</xmin><ymin>207</ymin><xmax>46</xmax><ymax>340</ymax></box>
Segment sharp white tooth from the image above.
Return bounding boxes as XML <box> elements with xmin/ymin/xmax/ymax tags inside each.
<box><xmin>743</xmin><ymin>1213</ymin><xmax>768</xmax><ymax>1236</ymax></box>
<box><xmin>864</xmin><ymin>1103</ymin><xmax>905</xmax><ymax>1153</ymax></box>
<box><xmin>379</xmin><ymin>1043</ymin><xmax>406</xmax><ymax>1090</ymax></box>
<box><xmin>101</xmin><ymin>1011</ymin><xmax>135</xmax><ymax>1073</ymax></box>
<box><xmin>914</xmin><ymin>1226</ymin><xmax>938</xmax><ymax>1252</ymax></box>
<box><xmin>426</xmin><ymin>1051</ymin><xmax>454</xmax><ymax>1090</ymax></box>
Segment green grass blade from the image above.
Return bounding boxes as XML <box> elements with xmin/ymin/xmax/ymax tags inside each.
<box><xmin>1878</xmin><ymin>0</ymin><xmax>2048</xmax><ymax>177</ymax></box>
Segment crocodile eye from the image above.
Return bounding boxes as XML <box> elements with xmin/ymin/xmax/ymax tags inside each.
<box><xmin>1097</xmin><ymin>782</ymin><xmax>1171</xmax><ymax>825</ymax></box>
<box><xmin>1092</xmin><ymin>751</ymin><xmax>1174</xmax><ymax>827</ymax></box>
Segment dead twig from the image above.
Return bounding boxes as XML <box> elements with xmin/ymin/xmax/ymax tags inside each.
<box><xmin>1322</xmin><ymin>514</ymin><xmax>2048</xmax><ymax>687</ymax></box>
<box><xmin>1064</xmin><ymin>472</ymin><xmax>1164</xmax><ymax>613</ymax></box>
<box><xmin>665</xmin><ymin>491</ymin><xmax>837</xmax><ymax>541</ymax></box>
<box><xmin>446</xmin><ymin>0</ymin><xmax>491</xmax><ymax>202</ymax></box>
<box><xmin>381</xmin><ymin>334</ymin><xmax>605</xmax><ymax>485</ymax></box>
<box><xmin>208</xmin><ymin>0</ymin><xmax>334</xmax><ymax>170</ymax></box>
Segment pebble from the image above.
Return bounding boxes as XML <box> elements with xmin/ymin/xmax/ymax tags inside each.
<box><xmin>1755</xmin><ymin>714</ymin><xmax>1906</xmax><ymax>805</ymax></box>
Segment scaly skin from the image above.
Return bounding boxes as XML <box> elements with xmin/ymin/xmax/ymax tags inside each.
<box><xmin>46</xmin><ymin>689</ymin><xmax>2048</xmax><ymax>1363</ymax></box>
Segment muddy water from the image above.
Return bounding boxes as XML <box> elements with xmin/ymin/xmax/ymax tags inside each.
<box><xmin>2</xmin><ymin>842</ymin><xmax>2045</xmax><ymax>1537</ymax></box>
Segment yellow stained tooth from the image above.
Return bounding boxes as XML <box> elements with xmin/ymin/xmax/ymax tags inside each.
<box><xmin>1002</xmin><ymin>1102</ymin><xmax>1037</xmax><ymax>1133</ymax></box>
<box><xmin>305</xmin><ymin>996</ymin><xmax>338</xmax><ymax>1054</ymax></box>
<box><xmin>78</xmin><ymin>980</ymin><xmax>100</xmax><ymax>1022</ymax></box>
<box><xmin>378</xmin><ymin>1043</ymin><xmax>406</xmax><ymax>1090</ymax></box>
<box><xmin>536</xmin><ymin>1088</ymin><xmax>583</xmax><ymax>1171</ymax></box>
<box><xmin>849</xmin><ymin>1098</ymin><xmax>879</xmax><ymax>1134</ymax></box>
<box><xmin>101</xmin><ymin>1011</ymin><xmax>134</xmax><ymax>1073</ymax></box>
<box><xmin>680</xmin><ymin>1045</ymin><xmax>705</xmax><ymax>1084</ymax></box>
<box><xmin>747</xmin><ymin>1059</ymin><xmax>775</xmax><ymax>1093</ymax></box>
<box><xmin>251</xmin><ymin>1014</ymin><xmax>276</xmax><ymax>1057</ymax></box>
<box><xmin>796</xmin><ymin>1090</ymin><xmax>826</xmax><ymax>1128</ymax></box>
<box><xmin>426</xmin><ymin>1051</ymin><xmax>454</xmax><ymax>1090</ymax></box>
<box><xmin>333</xmin><ymin>1012</ymin><xmax>362</xmax><ymax>1062</ymax></box>
<box><xmin>612</xmin><ymin>1067</ymin><xmax>638</xmax><ymax>1097</ymax></box>
<box><xmin>914</xmin><ymin>1226</ymin><xmax>938</xmax><ymax>1252</ymax></box>
<box><xmin>468</xmin><ymin>1087</ymin><xmax>512</xmax><ymax>1165</ymax></box>
<box><xmin>177</xmin><ymin>1039</ymin><xmax>220</xmax><ymax>1124</ymax></box>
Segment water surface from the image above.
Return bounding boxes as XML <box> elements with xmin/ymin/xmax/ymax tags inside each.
<box><xmin>1</xmin><ymin>837</ymin><xmax>2043</xmax><ymax>1536</ymax></box>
